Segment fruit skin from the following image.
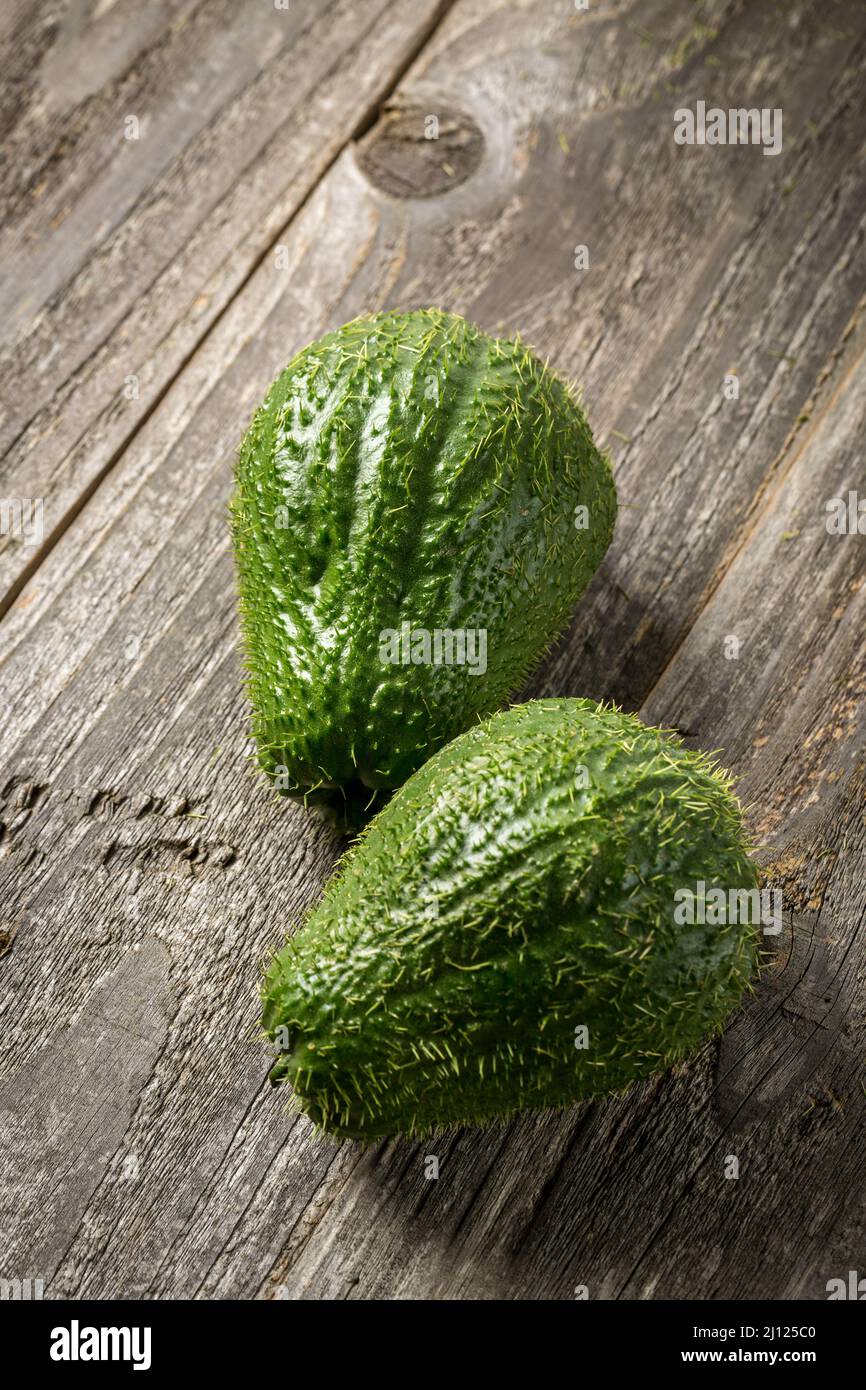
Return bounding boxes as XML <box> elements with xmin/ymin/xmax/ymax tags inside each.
<box><xmin>262</xmin><ymin>699</ymin><xmax>760</xmax><ymax>1140</ymax></box>
<box><xmin>231</xmin><ymin>309</ymin><xmax>616</xmax><ymax>828</ymax></box>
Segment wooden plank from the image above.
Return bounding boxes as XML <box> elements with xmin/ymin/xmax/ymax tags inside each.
<box><xmin>1</xmin><ymin>0</ymin><xmax>864</xmax><ymax>1300</ymax></box>
<box><xmin>0</xmin><ymin>0</ymin><xmax>456</xmax><ymax>609</ymax></box>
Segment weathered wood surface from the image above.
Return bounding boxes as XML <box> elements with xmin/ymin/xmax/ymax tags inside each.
<box><xmin>1</xmin><ymin>0</ymin><xmax>864</xmax><ymax>1300</ymax></box>
<box><xmin>0</xmin><ymin>0</ymin><xmax>453</xmax><ymax>611</ymax></box>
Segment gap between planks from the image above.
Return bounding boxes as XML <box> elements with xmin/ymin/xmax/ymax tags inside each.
<box><xmin>640</xmin><ymin>290</ymin><xmax>866</xmax><ymax>714</ymax></box>
<box><xmin>0</xmin><ymin>0</ymin><xmax>460</xmax><ymax>629</ymax></box>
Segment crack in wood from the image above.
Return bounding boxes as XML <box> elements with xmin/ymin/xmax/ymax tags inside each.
<box><xmin>0</xmin><ymin>0</ymin><xmax>462</xmax><ymax>625</ymax></box>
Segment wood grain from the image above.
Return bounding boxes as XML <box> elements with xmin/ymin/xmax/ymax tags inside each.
<box><xmin>1</xmin><ymin>0</ymin><xmax>864</xmax><ymax>1300</ymax></box>
<box><xmin>0</xmin><ymin>0</ymin><xmax>456</xmax><ymax>609</ymax></box>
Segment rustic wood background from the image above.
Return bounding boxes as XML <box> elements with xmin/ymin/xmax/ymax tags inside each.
<box><xmin>1</xmin><ymin>0</ymin><xmax>864</xmax><ymax>1301</ymax></box>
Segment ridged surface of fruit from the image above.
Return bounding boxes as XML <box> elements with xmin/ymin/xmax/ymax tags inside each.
<box><xmin>262</xmin><ymin>699</ymin><xmax>760</xmax><ymax>1139</ymax></box>
<box><xmin>231</xmin><ymin>310</ymin><xmax>616</xmax><ymax>826</ymax></box>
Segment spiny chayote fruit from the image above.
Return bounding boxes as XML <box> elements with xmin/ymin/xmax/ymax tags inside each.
<box><xmin>262</xmin><ymin>699</ymin><xmax>760</xmax><ymax>1140</ymax></box>
<box><xmin>231</xmin><ymin>309</ymin><xmax>616</xmax><ymax>828</ymax></box>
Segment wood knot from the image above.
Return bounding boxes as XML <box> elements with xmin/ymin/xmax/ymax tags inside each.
<box><xmin>355</xmin><ymin>96</ymin><xmax>483</xmax><ymax>199</ymax></box>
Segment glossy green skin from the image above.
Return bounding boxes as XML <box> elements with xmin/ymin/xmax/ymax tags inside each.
<box><xmin>231</xmin><ymin>310</ymin><xmax>616</xmax><ymax>827</ymax></box>
<box><xmin>262</xmin><ymin>699</ymin><xmax>760</xmax><ymax>1140</ymax></box>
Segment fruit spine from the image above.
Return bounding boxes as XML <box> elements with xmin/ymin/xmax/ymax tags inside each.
<box><xmin>231</xmin><ymin>310</ymin><xmax>616</xmax><ymax>828</ymax></box>
<box><xmin>262</xmin><ymin>699</ymin><xmax>760</xmax><ymax>1140</ymax></box>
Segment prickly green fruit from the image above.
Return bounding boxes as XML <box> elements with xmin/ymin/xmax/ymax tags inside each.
<box><xmin>262</xmin><ymin>698</ymin><xmax>760</xmax><ymax>1140</ymax></box>
<box><xmin>231</xmin><ymin>310</ymin><xmax>616</xmax><ymax>829</ymax></box>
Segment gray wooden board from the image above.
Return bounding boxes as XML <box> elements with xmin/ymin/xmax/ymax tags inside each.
<box><xmin>0</xmin><ymin>0</ymin><xmax>864</xmax><ymax>1300</ymax></box>
<box><xmin>0</xmin><ymin>0</ymin><xmax>455</xmax><ymax>608</ymax></box>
